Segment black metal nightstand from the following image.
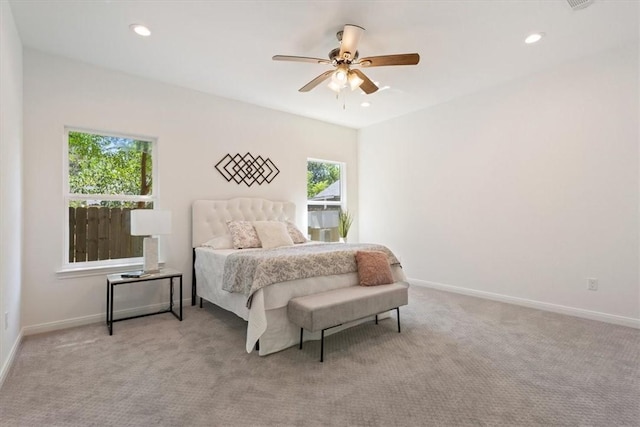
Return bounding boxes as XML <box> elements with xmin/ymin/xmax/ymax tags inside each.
<box><xmin>106</xmin><ymin>268</ymin><xmax>183</xmax><ymax>335</ymax></box>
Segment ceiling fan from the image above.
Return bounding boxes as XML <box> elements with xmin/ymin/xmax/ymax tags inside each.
<box><xmin>273</xmin><ymin>24</ymin><xmax>420</xmax><ymax>95</ymax></box>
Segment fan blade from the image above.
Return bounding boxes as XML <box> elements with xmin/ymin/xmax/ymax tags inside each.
<box><xmin>299</xmin><ymin>70</ymin><xmax>335</xmax><ymax>92</ymax></box>
<box><xmin>350</xmin><ymin>69</ymin><xmax>378</xmax><ymax>94</ymax></box>
<box><xmin>338</xmin><ymin>24</ymin><xmax>365</xmax><ymax>61</ymax></box>
<box><xmin>357</xmin><ymin>53</ymin><xmax>420</xmax><ymax>67</ymax></box>
<box><xmin>273</xmin><ymin>55</ymin><xmax>331</xmax><ymax>65</ymax></box>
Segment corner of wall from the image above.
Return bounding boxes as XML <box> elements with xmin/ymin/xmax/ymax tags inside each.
<box><xmin>0</xmin><ymin>0</ymin><xmax>25</xmax><ymax>382</ymax></box>
<box><xmin>0</xmin><ymin>329</ymin><xmax>23</xmax><ymax>389</ymax></box>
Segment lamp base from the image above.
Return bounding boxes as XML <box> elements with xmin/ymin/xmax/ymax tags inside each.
<box><xmin>142</xmin><ymin>237</ymin><xmax>160</xmax><ymax>274</ymax></box>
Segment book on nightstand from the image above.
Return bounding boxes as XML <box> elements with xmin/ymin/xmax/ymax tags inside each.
<box><xmin>121</xmin><ymin>271</ymin><xmax>151</xmax><ymax>278</ymax></box>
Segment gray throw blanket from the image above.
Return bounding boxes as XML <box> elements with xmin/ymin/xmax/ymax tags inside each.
<box><xmin>222</xmin><ymin>243</ymin><xmax>401</xmax><ymax>305</ymax></box>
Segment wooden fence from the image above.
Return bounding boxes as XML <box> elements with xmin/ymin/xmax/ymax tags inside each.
<box><xmin>69</xmin><ymin>207</ymin><xmax>144</xmax><ymax>262</ymax></box>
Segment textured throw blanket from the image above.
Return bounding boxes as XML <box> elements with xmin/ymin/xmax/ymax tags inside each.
<box><xmin>222</xmin><ymin>243</ymin><xmax>401</xmax><ymax>304</ymax></box>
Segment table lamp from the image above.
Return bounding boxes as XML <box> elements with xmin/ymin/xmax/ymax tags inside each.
<box><xmin>130</xmin><ymin>209</ymin><xmax>172</xmax><ymax>273</ymax></box>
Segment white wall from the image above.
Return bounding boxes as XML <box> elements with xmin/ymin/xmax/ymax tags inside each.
<box><xmin>0</xmin><ymin>1</ymin><xmax>24</xmax><ymax>380</ymax></box>
<box><xmin>22</xmin><ymin>50</ymin><xmax>358</xmax><ymax>332</ymax></box>
<box><xmin>359</xmin><ymin>43</ymin><xmax>639</xmax><ymax>325</ymax></box>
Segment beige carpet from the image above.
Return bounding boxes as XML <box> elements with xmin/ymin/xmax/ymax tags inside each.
<box><xmin>1</xmin><ymin>285</ymin><xmax>638</xmax><ymax>426</ymax></box>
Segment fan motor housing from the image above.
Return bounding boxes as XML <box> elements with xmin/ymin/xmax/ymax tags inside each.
<box><xmin>329</xmin><ymin>47</ymin><xmax>359</xmax><ymax>64</ymax></box>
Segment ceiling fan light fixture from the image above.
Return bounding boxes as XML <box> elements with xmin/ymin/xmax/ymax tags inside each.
<box><xmin>348</xmin><ymin>71</ymin><xmax>364</xmax><ymax>90</ymax></box>
<box><xmin>333</xmin><ymin>65</ymin><xmax>349</xmax><ymax>82</ymax></box>
<box><xmin>328</xmin><ymin>65</ymin><xmax>350</xmax><ymax>91</ymax></box>
<box><xmin>327</xmin><ymin>80</ymin><xmax>343</xmax><ymax>93</ymax></box>
<box><xmin>273</xmin><ymin>23</ymin><xmax>419</xmax><ymax>96</ymax></box>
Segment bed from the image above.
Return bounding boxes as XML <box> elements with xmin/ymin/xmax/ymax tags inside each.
<box><xmin>192</xmin><ymin>198</ymin><xmax>406</xmax><ymax>355</ymax></box>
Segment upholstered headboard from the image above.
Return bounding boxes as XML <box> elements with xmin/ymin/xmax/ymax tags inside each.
<box><xmin>192</xmin><ymin>198</ymin><xmax>296</xmax><ymax>248</ymax></box>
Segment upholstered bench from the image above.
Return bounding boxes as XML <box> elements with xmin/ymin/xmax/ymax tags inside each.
<box><xmin>287</xmin><ymin>282</ymin><xmax>409</xmax><ymax>362</ymax></box>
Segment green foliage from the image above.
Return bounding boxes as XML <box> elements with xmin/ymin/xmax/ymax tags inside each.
<box><xmin>68</xmin><ymin>131</ymin><xmax>152</xmax><ymax>197</ymax></box>
<box><xmin>338</xmin><ymin>210</ymin><xmax>354</xmax><ymax>238</ymax></box>
<box><xmin>67</xmin><ymin>200</ymin><xmax>153</xmax><ymax>209</ymax></box>
<box><xmin>307</xmin><ymin>171</ymin><xmax>330</xmax><ymax>199</ymax></box>
<box><xmin>307</xmin><ymin>161</ymin><xmax>340</xmax><ymax>199</ymax></box>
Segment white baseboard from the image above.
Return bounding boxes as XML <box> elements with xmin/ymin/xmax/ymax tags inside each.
<box><xmin>22</xmin><ymin>297</ymin><xmax>193</xmax><ymax>336</ymax></box>
<box><xmin>0</xmin><ymin>329</ymin><xmax>23</xmax><ymax>389</ymax></box>
<box><xmin>409</xmin><ymin>278</ymin><xmax>640</xmax><ymax>329</ymax></box>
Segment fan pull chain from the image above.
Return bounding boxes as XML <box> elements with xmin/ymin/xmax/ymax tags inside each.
<box><xmin>335</xmin><ymin>88</ymin><xmax>347</xmax><ymax>110</ymax></box>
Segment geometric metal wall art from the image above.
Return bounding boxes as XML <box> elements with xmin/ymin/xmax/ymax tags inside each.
<box><xmin>215</xmin><ymin>152</ymin><xmax>280</xmax><ymax>187</ymax></box>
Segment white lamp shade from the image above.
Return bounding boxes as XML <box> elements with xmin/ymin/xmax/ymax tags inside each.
<box><xmin>130</xmin><ymin>210</ymin><xmax>172</xmax><ymax>236</ymax></box>
<box><xmin>348</xmin><ymin>71</ymin><xmax>363</xmax><ymax>90</ymax></box>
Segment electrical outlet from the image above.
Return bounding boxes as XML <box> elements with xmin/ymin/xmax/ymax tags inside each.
<box><xmin>4</xmin><ymin>312</ymin><xmax>8</xmax><ymax>330</ymax></box>
<box><xmin>587</xmin><ymin>278</ymin><xmax>598</xmax><ymax>291</ymax></box>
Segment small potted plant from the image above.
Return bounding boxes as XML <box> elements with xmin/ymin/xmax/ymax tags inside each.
<box><xmin>338</xmin><ymin>210</ymin><xmax>354</xmax><ymax>243</ymax></box>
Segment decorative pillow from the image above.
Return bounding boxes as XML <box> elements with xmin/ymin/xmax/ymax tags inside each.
<box><xmin>201</xmin><ymin>234</ymin><xmax>233</xmax><ymax>250</ymax></box>
<box><xmin>285</xmin><ymin>221</ymin><xmax>307</xmax><ymax>244</ymax></box>
<box><xmin>355</xmin><ymin>251</ymin><xmax>394</xmax><ymax>286</ymax></box>
<box><xmin>253</xmin><ymin>221</ymin><xmax>294</xmax><ymax>249</ymax></box>
<box><xmin>226</xmin><ymin>220</ymin><xmax>262</xmax><ymax>249</ymax></box>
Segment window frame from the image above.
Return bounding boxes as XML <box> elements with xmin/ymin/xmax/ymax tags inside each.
<box><xmin>61</xmin><ymin>127</ymin><xmax>158</xmax><ymax>271</ymax></box>
<box><xmin>306</xmin><ymin>158</ymin><xmax>347</xmax><ymax>241</ymax></box>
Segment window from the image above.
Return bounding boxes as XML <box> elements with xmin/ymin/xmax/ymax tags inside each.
<box><xmin>307</xmin><ymin>159</ymin><xmax>345</xmax><ymax>242</ymax></box>
<box><xmin>64</xmin><ymin>129</ymin><xmax>156</xmax><ymax>267</ymax></box>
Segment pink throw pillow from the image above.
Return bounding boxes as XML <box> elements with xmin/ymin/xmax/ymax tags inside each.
<box><xmin>355</xmin><ymin>251</ymin><xmax>394</xmax><ymax>286</ymax></box>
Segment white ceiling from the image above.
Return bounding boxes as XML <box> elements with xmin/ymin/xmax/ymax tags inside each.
<box><xmin>8</xmin><ymin>0</ymin><xmax>639</xmax><ymax>129</ymax></box>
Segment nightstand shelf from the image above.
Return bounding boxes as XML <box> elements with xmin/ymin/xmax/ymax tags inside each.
<box><xmin>106</xmin><ymin>268</ymin><xmax>183</xmax><ymax>335</ymax></box>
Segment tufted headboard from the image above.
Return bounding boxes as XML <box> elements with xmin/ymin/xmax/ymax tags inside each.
<box><xmin>192</xmin><ymin>198</ymin><xmax>296</xmax><ymax>248</ymax></box>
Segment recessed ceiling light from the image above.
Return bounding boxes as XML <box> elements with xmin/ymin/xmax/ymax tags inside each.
<box><xmin>525</xmin><ymin>32</ymin><xmax>544</xmax><ymax>44</ymax></box>
<box><xmin>130</xmin><ymin>24</ymin><xmax>151</xmax><ymax>37</ymax></box>
<box><xmin>361</xmin><ymin>102</ymin><xmax>371</xmax><ymax>107</ymax></box>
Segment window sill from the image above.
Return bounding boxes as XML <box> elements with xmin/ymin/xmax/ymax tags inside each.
<box><xmin>56</xmin><ymin>262</ymin><xmax>165</xmax><ymax>279</ymax></box>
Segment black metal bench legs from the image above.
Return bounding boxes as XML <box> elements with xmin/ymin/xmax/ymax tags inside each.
<box><xmin>298</xmin><ymin>308</ymin><xmax>402</xmax><ymax>362</ymax></box>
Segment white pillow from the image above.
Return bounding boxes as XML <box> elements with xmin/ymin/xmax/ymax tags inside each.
<box><xmin>202</xmin><ymin>234</ymin><xmax>233</xmax><ymax>250</ymax></box>
<box><xmin>253</xmin><ymin>221</ymin><xmax>294</xmax><ymax>249</ymax></box>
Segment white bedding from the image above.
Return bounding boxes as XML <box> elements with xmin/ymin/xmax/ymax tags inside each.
<box><xmin>195</xmin><ymin>247</ymin><xmax>249</xmax><ymax>320</ymax></box>
<box><xmin>194</xmin><ymin>244</ymin><xmax>406</xmax><ymax>355</ymax></box>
